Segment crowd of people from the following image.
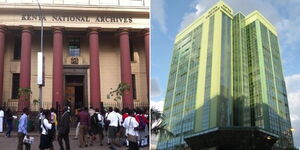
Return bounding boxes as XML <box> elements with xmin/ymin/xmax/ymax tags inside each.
<box><xmin>73</xmin><ymin>106</ymin><xmax>149</xmax><ymax>150</ymax></box>
<box><xmin>0</xmin><ymin>106</ymin><xmax>149</xmax><ymax>150</ymax></box>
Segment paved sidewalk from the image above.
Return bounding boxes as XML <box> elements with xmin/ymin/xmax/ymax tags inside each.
<box><xmin>0</xmin><ymin>130</ymin><xmax>149</xmax><ymax>150</ymax></box>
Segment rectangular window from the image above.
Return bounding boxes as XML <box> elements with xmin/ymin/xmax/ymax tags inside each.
<box><xmin>11</xmin><ymin>73</ymin><xmax>20</xmax><ymax>99</ymax></box>
<box><xmin>132</xmin><ymin>74</ymin><xmax>137</xmax><ymax>99</ymax></box>
<box><xmin>129</xmin><ymin>38</ymin><xmax>134</xmax><ymax>61</ymax></box>
<box><xmin>14</xmin><ymin>36</ymin><xmax>21</xmax><ymax>60</ymax></box>
<box><xmin>69</xmin><ymin>39</ymin><xmax>80</xmax><ymax>56</ymax></box>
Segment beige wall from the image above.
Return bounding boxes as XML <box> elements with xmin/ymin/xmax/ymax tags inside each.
<box><xmin>2</xmin><ymin>30</ymin><xmax>148</xmax><ymax>110</ymax></box>
<box><xmin>1</xmin><ymin>4</ymin><xmax>149</xmax><ymax>110</ymax></box>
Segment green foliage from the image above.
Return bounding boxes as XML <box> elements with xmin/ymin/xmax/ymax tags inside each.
<box><xmin>33</xmin><ymin>99</ymin><xmax>39</xmax><ymax>105</ymax></box>
<box><xmin>107</xmin><ymin>82</ymin><xmax>131</xmax><ymax>101</ymax></box>
<box><xmin>18</xmin><ymin>88</ymin><xmax>32</xmax><ymax>101</ymax></box>
<box><xmin>151</xmin><ymin>107</ymin><xmax>174</xmax><ymax>137</ymax></box>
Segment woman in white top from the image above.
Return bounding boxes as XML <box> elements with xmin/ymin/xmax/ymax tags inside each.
<box><xmin>122</xmin><ymin>109</ymin><xmax>139</xmax><ymax>150</ymax></box>
<box><xmin>39</xmin><ymin>109</ymin><xmax>53</xmax><ymax>150</ymax></box>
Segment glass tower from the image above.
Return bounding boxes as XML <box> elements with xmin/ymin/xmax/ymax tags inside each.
<box><xmin>157</xmin><ymin>1</ymin><xmax>293</xmax><ymax>149</ymax></box>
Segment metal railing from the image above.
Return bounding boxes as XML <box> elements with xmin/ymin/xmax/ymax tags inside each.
<box><xmin>1</xmin><ymin>0</ymin><xmax>150</xmax><ymax>7</ymax></box>
<box><xmin>3</xmin><ymin>100</ymin><xmax>149</xmax><ymax>112</ymax></box>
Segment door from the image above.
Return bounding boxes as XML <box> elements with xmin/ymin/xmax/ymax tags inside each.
<box><xmin>65</xmin><ymin>86</ymin><xmax>75</xmax><ymax>111</ymax></box>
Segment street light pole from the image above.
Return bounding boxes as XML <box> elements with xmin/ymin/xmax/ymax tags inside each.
<box><xmin>37</xmin><ymin>0</ymin><xmax>44</xmax><ymax>109</ymax></box>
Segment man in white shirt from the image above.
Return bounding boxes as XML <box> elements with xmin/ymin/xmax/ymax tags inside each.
<box><xmin>122</xmin><ymin>109</ymin><xmax>139</xmax><ymax>150</ymax></box>
<box><xmin>114</xmin><ymin>108</ymin><xmax>123</xmax><ymax>146</ymax></box>
<box><xmin>107</xmin><ymin>107</ymin><xmax>119</xmax><ymax>150</ymax></box>
<box><xmin>0</xmin><ymin>107</ymin><xmax>4</xmax><ymax>132</ymax></box>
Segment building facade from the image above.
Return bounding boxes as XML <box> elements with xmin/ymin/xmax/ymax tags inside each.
<box><xmin>158</xmin><ymin>1</ymin><xmax>293</xmax><ymax>149</ymax></box>
<box><xmin>0</xmin><ymin>0</ymin><xmax>149</xmax><ymax>111</ymax></box>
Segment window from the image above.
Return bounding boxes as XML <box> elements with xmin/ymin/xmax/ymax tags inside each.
<box><xmin>132</xmin><ymin>74</ymin><xmax>137</xmax><ymax>99</ymax></box>
<box><xmin>14</xmin><ymin>36</ymin><xmax>21</xmax><ymax>60</ymax></box>
<box><xmin>69</xmin><ymin>39</ymin><xmax>80</xmax><ymax>56</ymax></box>
<box><xmin>11</xmin><ymin>73</ymin><xmax>20</xmax><ymax>99</ymax></box>
<box><xmin>129</xmin><ymin>38</ymin><xmax>134</xmax><ymax>61</ymax></box>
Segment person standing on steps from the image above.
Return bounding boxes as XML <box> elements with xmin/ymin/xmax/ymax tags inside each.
<box><xmin>58</xmin><ymin>106</ymin><xmax>71</xmax><ymax>150</ymax></box>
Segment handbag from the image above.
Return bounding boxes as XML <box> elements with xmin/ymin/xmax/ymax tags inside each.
<box><xmin>23</xmin><ymin>135</ymin><xmax>34</xmax><ymax>145</ymax></box>
<box><xmin>127</xmin><ymin>117</ymin><xmax>138</xmax><ymax>143</ymax></box>
<box><xmin>127</xmin><ymin>134</ymin><xmax>138</xmax><ymax>143</ymax></box>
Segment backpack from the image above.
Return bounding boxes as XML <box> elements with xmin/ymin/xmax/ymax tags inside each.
<box><xmin>135</xmin><ymin>115</ymin><xmax>146</xmax><ymax>131</ymax></box>
<box><xmin>92</xmin><ymin>114</ymin><xmax>100</xmax><ymax>126</ymax></box>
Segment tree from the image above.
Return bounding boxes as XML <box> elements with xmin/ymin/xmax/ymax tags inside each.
<box><xmin>18</xmin><ymin>88</ymin><xmax>32</xmax><ymax>101</ymax></box>
<box><xmin>107</xmin><ymin>82</ymin><xmax>131</xmax><ymax>108</ymax></box>
<box><xmin>151</xmin><ymin>107</ymin><xmax>173</xmax><ymax>137</ymax></box>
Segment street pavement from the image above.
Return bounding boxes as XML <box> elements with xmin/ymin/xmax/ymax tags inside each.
<box><xmin>0</xmin><ymin>130</ymin><xmax>149</xmax><ymax>150</ymax></box>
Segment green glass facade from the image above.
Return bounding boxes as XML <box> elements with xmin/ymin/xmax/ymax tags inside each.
<box><xmin>157</xmin><ymin>1</ymin><xmax>293</xmax><ymax>149</ymax></box>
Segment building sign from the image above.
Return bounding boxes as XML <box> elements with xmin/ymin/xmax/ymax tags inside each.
<box><xmin>71</xmin><ymin>57</ymin><xmax>79</xmax><ymax>64</ymax></box>
<box><xmin>21</xmin><ymin>14</ymin><xmax>133</xmax><ymax>23</ymax></box>
<box><xmin>37</xmin><ymin>52</ymin><xmax>44</xmax><ymax>85</ymax></box>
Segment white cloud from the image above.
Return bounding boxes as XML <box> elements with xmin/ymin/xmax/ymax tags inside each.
<box><xmin>179</xmin><ymin>0</ymin><xmax>215</xmax><ymax>31</ymax></box>
<box><xmin>286</xmin><ymin>74</ymin><xmax>300</xmax><ymax>93</ymax></box>
<box><xmin>285</xmin><ymin>74</ymin><xmax>300</xmax><ymax>147</ymax></box>
<box><xmin>179</xmin><ymin>3</ymin><xmax>206</xmax><ymax>30</ymax></box>
<box><xmin>179</xmin><ymin>0</ymin><xmax>282</xmax><ymax>31</ymax></box>
<box><xmin>152</xmin><ymin>0</ymin><xmax>167</xmax><ymax>33</ymax></box>
<box><xmin>151</xmin><ymin>78</ymin><xmax>162</xmax><ymax>97</ymax></box>
<box><xmin>151</xmin><ymin>99</ymin><xmax>164</xmax><ymax>112</ymax></box>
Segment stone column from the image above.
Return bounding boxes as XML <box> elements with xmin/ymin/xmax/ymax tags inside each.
<box><xmin>0</xmin><ymin>26</ymin><xmax>6</xmax><ymax>106</ymax></box>
<box><xmin>89</xmin><ymin>28</ymin><xmax>101</xmax><ymax>109</ymax></box>
<box><xmin>143</xmin><ymin>28</ymin><xmax>149</xmax><ymax>103</ymax></box>
<box><xmin>119</xmin><ymin>28</ymin><xmax>133</xmax><ymax>109</ymax></box>
<box><xmin>18</xmin><ymin>26</ymin><xmax>32</xmax><ymax>111</ymax></box>
<box><xmin>52</xmin><ymin>27</ymin><xmax>64</xmax><ymax>108</ymax></box>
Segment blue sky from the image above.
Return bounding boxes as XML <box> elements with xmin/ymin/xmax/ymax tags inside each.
<box><xmin>151</xmin><ymin>0</ymin><xmax>300</xmax><ymax>147</ymax></box>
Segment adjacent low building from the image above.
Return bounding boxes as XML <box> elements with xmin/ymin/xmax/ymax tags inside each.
<box><xmin>0</xmin><ymin>0</ymin><xmax>149</xmax><ymax>111</ymax></box>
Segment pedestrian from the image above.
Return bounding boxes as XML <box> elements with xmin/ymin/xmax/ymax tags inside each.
<box><xmin>89</xmin><ymin>107</ymin><xmax>95</xmax><ymax>116</ymax></box>
<box><xmin>38</xmin><ymin>108</ymin><xmax>44</xmax><ymax>133</ymax></box>
<box><xmin>78</xmin><ymin>107</ymin><xmax>90</xmax><ymax>148</ymax></box>
<box><xmin>114</xmin><ymin>107</ymin><xmax>123</xmax><ymax>147</ymax></box>
<box><xmin>17</xmin><ymin>107</ymin><xmax>30</xmax><ymax>150</ymax></box>
<box><xmin>121</xmin><ymin>108</ymin><xmax>129</xmax><ymax>146</ymax></box>
<box><xmin>107</xmin><ymin>107</ymin><xmax>120</xmax><ymax>150</ymax></box>
<box><xmin>143</xmin><ymin>109</ymin><xmax>149</xmax><ymax>146</ymax></box>
<box><xmin>65</xmin><ymin>98</ymin><xmax>72</xmax><ymax>114</ymax></box>
<box><xmin>39</xmin><ymin>109</ymin><xmax>53</xmax><ymax>150</ymax></box>
<box><xmin>135</xmin><ymin>108</ymin><xmax>147</xmax><ymax>147</ymax></box>
<box><xmin>73</xmin><ymin>108</ymin><xmax>81</xmax><ymax>139</ymax></box>
<box><xmin>122</xmin><ymin>109</ymin><xmax>139</xmax><ymax>150</ymax></box>
<box><xmin>50</xmin><ymin>108</ymin><xmax>57</xmax><ymax>140</ymax></box>
<box><xmin>58</xmin><ymin>106</ymin><xmax>71</xmax><ymax>150</ymax></box>
<box><xmin>89</xmin><ymin>108</ymin><xmax>99</xmax><ymax>146</ymax></box>
<box><xmin>0</xmin><ymin>107</ymin><xmax>4</xmax><ymax>132</ymax></box>
<box><xmin>5</xmin><ymin>108</ymin><xmax>13</xmax><ymax>137</ymax></box>
<box><xmin>97</xmin><ymin>108</ymin><xmax>105</xmax><ymax>146</ymax></box>
<box><xmin>87</xmin><ymin>107</ymin><xmax>95</xmax><ymax>143</ymax></box>
<box><xmin>104</xmin><ymin>108</ymin><xmax>111</xmax><ymax>144</ymax></box>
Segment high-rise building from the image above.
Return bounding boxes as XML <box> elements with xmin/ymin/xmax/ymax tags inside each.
<box><xmin>158</xmin><ymin>1</ymin><xmax>293</xmax><ymax>149</ymax></box>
